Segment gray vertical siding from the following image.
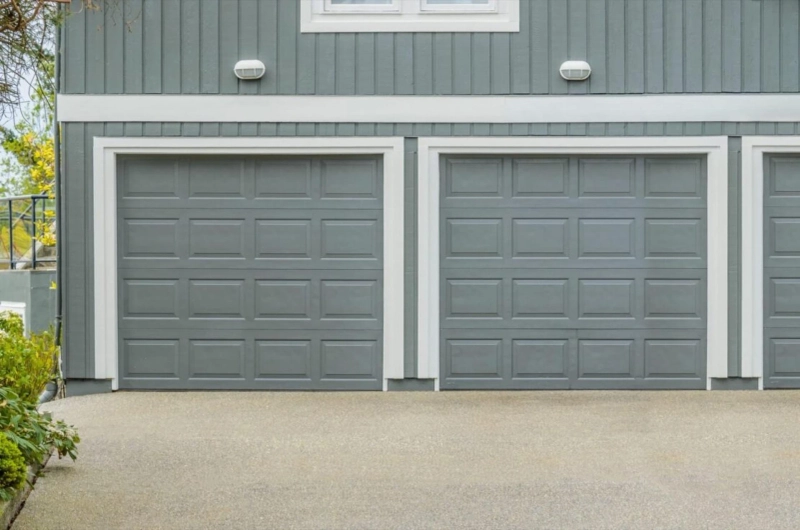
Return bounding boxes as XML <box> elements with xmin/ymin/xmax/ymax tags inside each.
<box><xmin>61</xmin><ymin>120</ymin><xmax>800</xmax><ymax>379</ymax></box>
<box><xmin>63</xmin><ymin>0</ymin><xmax>800</xmax><ymax>96</ymax></box>
<box><xmin>404</xmin><ymin>138</ymin><xmax>418</xmax><ymax>378</ymax></box>
<box><xmin>728</xmin><ymin>136</ymin><xmax>742</xmax><ymax>378</ymax></box>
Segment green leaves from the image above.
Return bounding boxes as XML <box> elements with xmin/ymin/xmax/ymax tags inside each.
<box><xmin>0</xmin><ymin>312</ymin><xmax>78</xmax><ymax>500</ymax></box>
<box><xmin>0</xmin><ymin>311</ymin><xmax>24</xmax><ymax>338</ymax></box>
<box><xmin>0</xmin><ymin>311</ymin><xmax>58</xmax><ymax>403</ymax></box>
<box><xmin>0</xmin><ymin>433</ymin><xmax>27</xmax><ymax>502</ymax></box>
<box><xmin>0</xmin><ymin>387</ymin><xmax>80</xmax><ymax>468</ymax></box>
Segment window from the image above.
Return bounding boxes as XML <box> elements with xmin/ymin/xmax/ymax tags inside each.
<box><xmin>325</xmin><ymin>0</ymin><xmax>399</xmax><ymax>12</ymax></box>
<box><xmin>303</xmin><ymin>0</ymin><xmax>518</xmax><ymax>33</ymax></box>
<box><xmin>421</xmin><ymin>0</ymin><xmax>496</xmax><ymax>12</ymax></box>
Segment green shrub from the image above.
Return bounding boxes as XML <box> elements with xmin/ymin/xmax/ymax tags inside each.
<box><xmin>0</xmin><ymin>311</ymin><xmax>58</xmax><ymax>403</ymax></box>
<box><xmin>0</xmin><ymin>387</ymin><xmax>79</xmax><ymax>469</ymax></box>
<box><xmin>0</xmin><ymin>312</ymin><xmax>24</xmax><ymax>338</ymax></box>
<box><xmin>0</xmin><ymin>433</ymin><xmax>27</xmax><ymax>502</ymax></box>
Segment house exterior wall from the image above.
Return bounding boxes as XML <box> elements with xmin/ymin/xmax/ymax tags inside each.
<box><xmin>62</xmin><ymin>0</ymin><xmax>800</xmax><ymax>96</ymax></box>
<box><xmin>57</xmin><ymin>0</ymin><xmax>800</xmax><ymax>388</ymax></box>
<box><xmin>63</xmin><ymin>120</ymin><xmax>797</xmax><ymax>381</ymax></box>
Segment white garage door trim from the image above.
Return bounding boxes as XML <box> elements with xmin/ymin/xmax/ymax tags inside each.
<box><xmin>741</xmin><ymin>136</ymin><xmax>800</xmax><ymax>389</ymax></box>
<box><xmin>93</xmin><ymin>137</ymin><xmax>405</xmax><ymax>391</ymax></box>
<box><xmin>418</xmin><ymin>136</ymin><xmax>729</xmax><ymax>391</ymax></box>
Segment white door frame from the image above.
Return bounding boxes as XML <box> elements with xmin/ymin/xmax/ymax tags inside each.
<box><xmin>92</xmin><ymin>137</ymin><xmax>405</xmax><ymax>391</ymax></box>
<box><xmin>741</xmin><ymin>136</ymin><xmax>800</xmax><ymax>389</ymax></box>
<box><xmin>417</xmin><ymin>137</ymin><xmax>729</xmax><ymax>390</ymax></box>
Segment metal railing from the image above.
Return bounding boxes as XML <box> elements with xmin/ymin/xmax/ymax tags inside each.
<box><xmin>0</xmin><ymin>194</ymin><xmax>57</xmax><ymax>270</ymax></box>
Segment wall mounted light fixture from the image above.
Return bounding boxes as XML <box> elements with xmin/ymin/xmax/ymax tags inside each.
<box><xmin>559</xmin><ymin>60</ymin><xmax>592</xmax><ymax>81</ymax></box>
<box><xmin>234</xmin><ymin>60</ymin><xmax>266</xmax><ymax>80</ymax></box>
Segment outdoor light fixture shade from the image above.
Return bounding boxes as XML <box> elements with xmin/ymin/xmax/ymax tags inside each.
<box><xmin>234</xmin><ymin>60</ymin><xmax>266</xmax><ymax>80</ymax></box>
<box><xmin>559</xmin><ymin>60</ymin><xmax>592</xmax><ymax>81</ymax></box>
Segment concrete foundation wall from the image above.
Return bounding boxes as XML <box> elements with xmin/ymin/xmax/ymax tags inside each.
<box><xmin>0</xmin><ymin>271</ymin><xmax>57</xmax><ymax>333</ymax></box>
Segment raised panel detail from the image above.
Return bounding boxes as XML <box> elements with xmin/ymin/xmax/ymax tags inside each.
<box><xmin>439</xmin><ymin>154</ymin><xmax>708</xmax><ymax>390</ymax></box>
<box><xmin>644</xmin><ymin>159</ymin><xmax>703</xmax><ymax>198</ymax></box>
<box><xmin>445</xmin><ymin>219</ymin><xmax>502</xmax><ymax>258</ymax></box>
<box><xmin>122</xmin><ymin>219</ymin><xmax>179</xmax><ymax>258</ymax></box>
<box><xmin>446</xmin><ymin>280</ymin><xmax>502</xmax><ymax>318</ymax></box>
<box><xmin>578</xmin><ymin>159</ymin><xmax>635</xmax><ymax>197</ymax></box>
<box><xmin>769</xmin><ymin>157</ymin><xmax>800</xmax><ymax>197</ymax></box>
<box><xmin>120</xmin><ymin>159</ymin><xmax>178</xmax><ymax>198</ymax></box>
<box><xmin>189</xmin><ymin>220</ymin><xmax>245</xmax><ymax>258</ymax></box>
<box><xmin>123</xmin><ymin>340</ymin><xmax>179</xmax><ymax>378</ymax></box>
<box><xmin>578</xmin><ymin>340</ymin><xmax>634</xmax><ymax>378</ymax></box>
<box><xmin>189</xmin><ymin>280</ymin><xmax>245</xmax><ymax>319</ymax></box>
<box><xmin>255</xmin><ymin>160</ymin><xmax>312</xmax><ymax>198</ymax></box>
<box><xmin>256</xmin><ymin>220</ymin><xmax>311</xmax><ymax>258</ymax></box>
<box><xmin>446</xmin><ymin>339</ymin><xmax>502</xmax><ymax>378</ymax></box>
<box><xmin>644</xmin><ymin>280</ymin><xmax>702</xmax><ymax>319</ymax></box>
<box><xmin>321</xmin><ymin>341</ymin><xmax>377</xmax><ymax>378</ymax></box>
<box><xmin>512</xmin><ymin>340</ymin><xmax>569</xmax><ymax>378</ymax></box>
<box><xmin>321</xmin><ymin>159</ymin><xmax>379</xmax><ymax>199</ymax></box>
<box><xmin>578</xmin><ymin>219</ymin><xmax>635</xmax><ymax>258</ymax></box>
<box><xmin>188</xmin><ymin>340</ymin><xmax>245</xmax><ymax>379</ymax></box>
<box><xmin>512</xmin><ymin>219</ymin><xmax>569</xmax><ymax>258</ymax></box>
<box><xmin>770</xmin><ymin>339</ymin><xmax>800</xmax><ymax>377</ymax></box>
<box><xmin>644</xmin><ymin>340</ymin><xmax>700</xmax><ymax>378</ymax></box>
<box><xmin>769</xmin><ymin>219</ymin><xmax>800</xmax><ymax>257</ymax></box>
<box><xmin>645</xmin><ymin>219</ymin><xmax>702</xmax><ymax>258</ymax></box>
<box><xmin>770</xmin><ymin>279</ymin><xmax>800</xmax><ymax>317</ymax></box>
<box><xmin>512</xmin><ymin>280</ymin><xmax>569</xmax><ymax>318</ymax></box>
<box><xmin>321</xmin><ymin>220</ymin><xmax>379</xmax><ymax>259</ymax></box>
<box><xmin>188</xmin><ymin>160</ymin><xmax>245</xmax><ymax>198</ymax></box>
<box><xmin>123</xmin><ymin>280</ymin><xmax>179</xmax><ymax>318</ymax></box>
<box><xmin>117</xmin><ymin>155</ymin><xmax>385</xmax><ymax>390</ymax></box>
<box><xmin>512</xmin><ymin>159</ymin><xmax>568</xmax><ymax>197</ymax></box>
<box><xmin>579</xmin><ymin>280</ymin><xmax>635</xmax><ymax>319</ymax></box>
<box><xmin>445</xmin><ymin>159</ymin><xmax>502</xmax><ymax>198</ymax></box>
<box><xmin>256</xmin><ymin>341</ymin><xmax>312</xmax><ymax>379</ymax></box>
<box><xmin>255</xmin><ymin>281</ymin><xmax>311</xmax><ymax>319</ymax></box>
<box><xmin>321</xmin><ymin>281</ymin><xmax>378</xmax><ymax>319</ymax></box>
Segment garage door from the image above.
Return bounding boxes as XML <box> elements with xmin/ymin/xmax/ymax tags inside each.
<box><xmin>440</xmin><ymin>155</ymin><xmax>708</xmax><ymax>389</ymax></box>
<box><xmin>763</xmin><ymin>154</ymin><xmax>800</xmax><ymax>388</ymax></box>
<box><xmin>117</xmin><ymin>155</ymin><xmax>383</xmax><ymax>390</ymax></box>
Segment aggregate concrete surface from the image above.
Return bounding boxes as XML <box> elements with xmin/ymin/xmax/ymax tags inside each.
<box><xmin>11</xmin><ymin>391</ymin><xmax>800</xmax><ymax>529</ymax></box>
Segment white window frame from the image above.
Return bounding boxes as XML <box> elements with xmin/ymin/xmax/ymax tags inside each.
<box><xmin>92</xmin><ymin>137</ymin><xmax>405</xmax><ymax>391</ymax></box>
<box><xmin>741</xmin><ymin>136</ymin><xmax>800</xmax><ymax>390</ymax></box>
<box><xmin>420</xmin><ymin>0</ymin><xmax>498</xmax><ymax>13</ymax></box>
<box><xmin>302</xmin><ymin>0</ymin><xmax>518</xmax><ymax>33</ymax></box>
<box><xmin>324</xmin><ymin>0</ymin><xmax>400</xmax><ymax>13</ymax></box>
<box><xmin>417</xmin><ymin>137</ymin><xmax>729</xmax><ymax>391</ymax></box>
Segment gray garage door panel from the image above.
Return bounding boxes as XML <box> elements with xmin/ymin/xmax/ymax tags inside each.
<box><xmin>119</xmin><ymin>209</ymin><xmax>383</xmax><ymax>271</ymax></box>
<box><xmin>119</xmin><ymin>156</ymin><xmax>382</xmax><ymax>209</ymax></box>
<box><xmin>440</xmin><ymin>328</ymin><xmax>706</xmax><ymax>390</ymax></box>
<box><xmin>117</xmin><ymin>155</ymin><xmax>383</xmax><ymax>390</ymax></box>
<box><xmin>441</xmin><ymin>208</ymin><xmax>706</xmax><ymax>270</ymax></box>
<box><xmin>442</xmin><ymin>268</ymin><xmax>705</xmax><ymax>330</ymax></box>
<box><xmin>440</xmin><ymin>155</ymin><xmax>708</xmax><ymax>390</ymax></box>
<box><xmin>764</xmin><ymin>155</ymin><xmax>800</xmax><ymax>388</ymax></box>
<box><xmin>120</xmin><ymin>269</ymin><xmax>382</xmax><ymax>331</ymax></box>
<box><xmin>119</xmin><ymin>329</ymin><xmax>382</xmax><ymax>391</ymax></box>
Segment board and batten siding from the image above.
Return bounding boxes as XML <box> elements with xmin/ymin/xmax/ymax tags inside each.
<box><xmin>63</xmin><ymin>0</ymin><xmax>800</xmax><ymax>96</ymax></box>
<box><xmin>61</xmin><ymin>120</ymin><xmax>798</xmax><ymax>381</ymax></box>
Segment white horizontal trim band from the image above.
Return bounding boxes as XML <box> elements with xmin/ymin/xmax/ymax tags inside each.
<box><xmin>58</xmin><ymin>94</ymin><xmax>800</xmax><ymax>124</ymax></box>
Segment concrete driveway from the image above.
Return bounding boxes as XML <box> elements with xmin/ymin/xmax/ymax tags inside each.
<box><xmin>12</xmin><ymin>391</ymin><xmax>800</xmax><ymax>530</ymax></box>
